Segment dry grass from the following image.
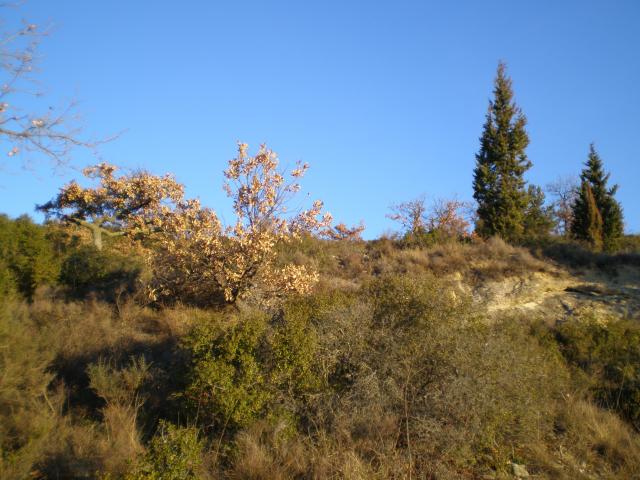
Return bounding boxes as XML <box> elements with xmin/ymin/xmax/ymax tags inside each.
<box><xmin>2</xmin><ymin>235</ymin><xmax>640</xmax><ymax>479</ymax></box>
<box><xmin>278</xmin><ymin>236</ymin><xmax>554</xmax><ymax>298</ymax></box>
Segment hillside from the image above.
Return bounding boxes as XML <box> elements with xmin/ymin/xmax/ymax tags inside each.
<box><xmin>2</xmin><ymin>217</ymin><xmax>640</xmax><ymax>479</ymax></box>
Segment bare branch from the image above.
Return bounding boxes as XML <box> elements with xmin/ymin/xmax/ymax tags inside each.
<box><xmin>0</xmin><ymin>5</ymin><xmax>110</xmax><ymax>168</ymax></box>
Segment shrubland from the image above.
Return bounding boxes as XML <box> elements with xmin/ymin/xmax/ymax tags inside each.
<box><xmin>2</xmin><ymin>211</ymin><xmax>640</xmax><ymax>478</ymax></box>
<box><xmin>0</xmin><ymin>9</ymin><xmax>636</xmax><ymax>476</ymax></box>
<box><xmin>1</xmin><ymin>142</ymin><xmax>639</xmax><ymax>479</ymax></box>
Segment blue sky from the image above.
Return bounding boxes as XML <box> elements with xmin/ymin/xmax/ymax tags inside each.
<box><xmin>1</xmin><ymin>0</ymin><xmax>638</xmax><ymax>236</ymax></box>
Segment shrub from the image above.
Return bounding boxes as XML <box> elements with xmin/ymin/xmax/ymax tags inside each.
<box><xmin>0</xmin><ymin>214</ymin><xmax>60</xmax><ymax>300</ymax></box>
<box><xmin>0</xmin><ymin>259</ymin><xmax>16</xmax><ymax>298</ymax></box>
<box><xmin>307</xmin><ymin>274</ymin><xmax>571</xmax><ymax>476</ymax></box>
<box><xmin>0</xmin><ymin>299</ymin><xmax>58</xmax><ymax>478</ymax></box>
<box><xmin>181</xmin><ymin>305</ymin><xmax>321</xmax><ymax>436</ymax></box>
<box><xmin>181</xmin><ymin>313</ymin><xmax>272</xmax><ymax>432</ymax></box>
<box><xmin>126</xmin><ymin>421</ymin><xmax>204</xmax><ymax>480</ymax></box>
<box><xmin>59</xmin><ymin>245</ymin><xmax>143</xmax><ymax>301</ymax></box>
<box><xmin>556</xmin><ymin>312</ymin><xmax>640</xmax><ymax>429</ymax></box>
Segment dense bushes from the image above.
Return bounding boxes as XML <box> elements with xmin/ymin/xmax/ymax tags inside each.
<box><xmin>0</xmin><ymin>300</ymin><xmax>59</xmax><ymax>479</ymax></box>
<box><xmin>60</xmin><ymin>245</ymin><xmax>143</xmax><ymax>301</ymax></box>
<box><xmin>180</xmin><ymin>305</ymin><xmax>320</xmax><ymax>435</ymax></box>
<box><xmin>2</xmin><ymin>221</ymin><xmax>640</xmax><ymax>478</ymax></box>
<box><xmin>0</xmin><ymin>215</ymin><xmax>146</xmax><ymax>304</ymax></box>
<box><xmin>305</xmin><ymin>275</ymin><xmax>571</xmax><ymax>476</ymax></box>
<box><xmin>125</xmin><ymin>422</ymin><xmax>204</xmax><ymax>480</ymax></box>
<box><xmin>0</xmin><ymin>215</ymin><xmax>60</xmax><ymax>300</ymax></box>
<box><xmin>556</xmin><ymin>312</ymin><xmax>640</xmax><ymax>430</ymax></box>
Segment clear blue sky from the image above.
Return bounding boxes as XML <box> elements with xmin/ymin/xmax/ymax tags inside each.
<box><xmin>1</xmin><ymin>0</ymin><xmax>638</xmax><ymax>236</ymax></box>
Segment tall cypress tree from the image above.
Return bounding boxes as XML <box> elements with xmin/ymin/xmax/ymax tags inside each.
<box><xmin>570</xmin><ymin>144</ymin><xmax>624</xmax><ymax>251</ymax></box>
<box><xmin>473</xmin><ymin>62</ymin><xmax>532</xmax><ymax>241</ymax></box>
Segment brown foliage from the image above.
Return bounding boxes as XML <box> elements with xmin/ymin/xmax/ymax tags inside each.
<box><xmin>147</xmin><ymin>143</ymin><xmax>332</xmax><ymax>306</ymax></box>
<box><xmin>387</xmin><ymin>195</ymin><xmax>428</xmax><ymax>234</ymax></box>
<box><xmin>38</xmin><ymin>163</ymin><xmax>184</xmax><ymax>250</ymax></box>
<box><xmin>427</xmin><ymin>198</ymin><xmax>473</xmax><ymax>238</ymax></box>
<box><xmin>323</xmin><ymin>221</ymin><xmax>366</xmax><ymax>241</ymax></box>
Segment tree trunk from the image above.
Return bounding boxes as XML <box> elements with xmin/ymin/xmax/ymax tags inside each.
<box><xmin>90</xmin><ymin>225</ymin><xmax>103</xmax><ymax>251</ymax></box>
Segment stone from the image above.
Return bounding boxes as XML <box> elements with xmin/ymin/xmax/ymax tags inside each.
<box><xmin>510</xmin><ymin>462</ymin><xmax>529</xmax><ymax>478</ymax></box>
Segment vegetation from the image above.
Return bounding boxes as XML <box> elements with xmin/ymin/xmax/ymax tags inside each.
<box><xmin>37</xmin><ymin>163</ymin><xmax>185</xmax><ymax>251</ymax></box>
<box><xmin>0</xmin><ymin>43</ymin><xmax>636</xmax><ymax>478</ymax></box>
<box><xmin>1</xmin><ymin>211</ymin><xmax>640</xmax><ymax>478</ymax></box>
<box><xmin>473</xmin><ymin>62</ymin><xmax>550</xmax><ymax>241</ymax></box>
<box><xmin>571</xmin><ymin>144</ymin><xmax>624</xmax><ymax>251</ymax></box>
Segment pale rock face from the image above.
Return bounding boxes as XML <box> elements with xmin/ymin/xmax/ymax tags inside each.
<box><xmin>510</xmin><ymin>462</ymin><xmax>530</xmax><ymax>478</ymax></box>
<box><xmin>469</xmin><ymin>268</ymin><xmax>640</xmax><ymax>323</ymax></box>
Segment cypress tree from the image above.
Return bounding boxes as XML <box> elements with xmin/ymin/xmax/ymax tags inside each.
<box><xmin>572</xmin><ymin>181</ymin><xmax>604</xmax><ymax>251</ymax></box>
<box><xmin>473</xmin><ymin>62</ymin><xmax>532</xmax><ymax>241</ymax></box>
<box><xmin>523</xmin><ymin>185</ymin><xmax>555</xmax><ymax>239</ymax></box>
<box><xmin>570</xmin><ymin>144</ymin><xmax>624</xmax><ymax>250</ymax></box>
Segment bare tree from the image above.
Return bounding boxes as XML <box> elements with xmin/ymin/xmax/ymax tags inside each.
<box><xmin>388</xmin><ymin>195</ymin><xmax>473</xmax><ymax>239</ymax></box>
<box><xmin>0</xmin><ymin>4</ymin><xmax>101</xmax><ymax>167</ymax></box>
<box><xmin>387</xmin><ymin>195</ymin><xmax>428</xmax><ymax>235</ymax></box>
<box><xmin>427</xmin><ymin>198</ymin><xmax>473</xmax><ymax>238</ymax></box>
<box><xmin>323</xmin><ymin>221</ymin><xmax>366</xmax><ymax>241</ymax></box>
<box><xmin>545</xmin><ymin>175</ymin><xmax>578</xmax><ymax>236</ymax></box>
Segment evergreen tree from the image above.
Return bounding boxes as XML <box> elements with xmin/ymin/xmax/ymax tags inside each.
<box><xmin>570</xmin><ymin>144</ymin><xmax>624</xmax><ymax>251</ymax></box>
<box><xmin>523</xmin><ymin>185</ymin><xmax>555</xmax><ymax>238</ymax></box>
<box><xmin>473</xmin><ymin>62</ymin><xmax>532</xmax><ymax>241</ymax></box>
<box><xmin>572</xmin><ymin>181</ymin><xmax>604</xmax><ymax>251</ymax></box>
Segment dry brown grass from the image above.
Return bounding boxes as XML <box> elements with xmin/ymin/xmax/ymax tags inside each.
<box><xmin>278</xmin><ymin>235</ymin><xmax>553</xmax><ymax>297</ymax></box>
<box><xmin>3</xmin><ymin>236</ymin><xmax>640</xmax><ymax>479</ymax></box>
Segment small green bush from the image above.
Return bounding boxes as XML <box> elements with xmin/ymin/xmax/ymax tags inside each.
<box><xmin>126</xmin><ymin>421</ymin><xmax>204</xmax><ymax>480</ymax></box>
<box><xmin>181</xmin><ymin>312</ymin><xmax>272</xmax><ymax>432</ymax></box>
<box><xmin>181</xmin><ymin>306</ymin><xmax>322</xmax><ymax>435</ymax></box>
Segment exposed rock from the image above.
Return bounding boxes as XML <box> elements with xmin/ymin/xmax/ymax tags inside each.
<box><xmin>509</xmin><ymin>462</ymin><xmax>529</xmax><ymax>478</ymax></box>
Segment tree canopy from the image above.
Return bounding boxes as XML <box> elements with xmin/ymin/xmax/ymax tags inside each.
<box><xmin>473</xmin><ymin>62</ymin><xmax>533</xmax><ymax>241</ymax></box>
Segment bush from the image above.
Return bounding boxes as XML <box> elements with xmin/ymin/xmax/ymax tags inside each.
<box><xmin>556</xmin><ymin>312</ymin><xmax>640</xmax><ymax>429</ymax></box>
<box><xmin>0</xmin><ymin>299</ymin><xmax>58</xmax><ymax>478</ymax></box>
<box><xmin>0</xmin><ymin>214</ymin><xmax>60</xmax><ymax>300</ymax></box>
<box><xmin>126</xmin><ymin>421</ymin><xmax>204</xmax><ymax>480</ymax></box>
<box><xmin>0</xmin><ymin>259</ymin><xmax>16</xmax><ymax>299</ymax></box>
<box><xmin>180</xmin><ymin>305</ymin><xmax>322</xmax><ymax>437</ymax></box>
<box><xmin>304</xmin><ymin>274</ymin><xmax>571</xmax><ymax>476</ymax></box>
<box><xmin>60</xmin><ymin>245</ymin><xmax>143</xmax><ymax>301</ymax></box>
<box><xmin>181</xmin><ymin>312</ymin><xmax>272</xmax><ymax>433</ymax></box>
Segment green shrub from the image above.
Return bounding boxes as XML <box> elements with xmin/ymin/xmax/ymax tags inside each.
<box><xmin>0</xmin><ymin>259</ymin><xmax>16</xmax><ymax>299</ymax></box>
<box><xmin>126</xmin><ymin>421</ymin><xmax>204</xmax><ymax>480</ymax></box>
<box><xmin>181</xmin><ymin>312</ymin><xmax>272</xmax><ymax>432</ymax></box>
<box><xmin>0</xmin><ymin>299</ymin><xmax>58</xmax><ymax>478</ymax></box>
<box><xmin>60</xmin><ymin>245</ymin><xmax>143</xmax><ymax>301</ymax></box>
<box><xmin>269</xmin><ymin>300</ymin><xmax>322</xmax><ymax>396</ymax></box>
<box><xmin>0</xmin><ymin>214</ymin><xmax>60</xmax><ymax>300</ymax></box>
<box><xmin>181</xmin><ymin>306</ymin><xmax>322</xmax><ymax>436</ymax></box>
<box><xmin>556</xmin><ymin>312</ymin><xmax>640</xmax><ymax>429</ymax></box>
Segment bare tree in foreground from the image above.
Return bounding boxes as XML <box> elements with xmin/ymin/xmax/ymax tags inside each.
<box><xmin>0</xmin><ymin>5</ymin><xmax>102</xmax><ymax>167</ymax></box>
